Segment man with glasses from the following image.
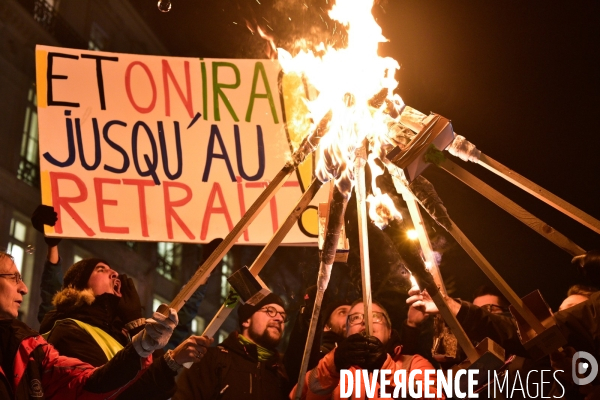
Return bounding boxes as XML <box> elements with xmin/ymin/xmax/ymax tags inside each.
<box><xmin>174</xmin><ymin>292</ymin><xmax>289</xmax><ymax>400</ymax></box>
<box><xmin>291</xmin><ymin>300</ymin><xmax>440</xmax><ymax>399</ymax></box>
<box><xmin>0</xmin><ymin>251</ymin><xmax>176</xmax><ymax>399</ymax></box>
<box><xmin>472</xmin><ymin>285</ymin><xmax>509</xmax><ymax>315</ymax></box>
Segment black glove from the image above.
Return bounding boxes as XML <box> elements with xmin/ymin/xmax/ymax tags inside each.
<box><xmin>334</xmin><ymin>333</ymin><xmax>369</xmax><ymax>371</ymax></box>
<box><xmin>117</xmin><ymin>274</ymin><xmax>143</xmax><ymax>325</ymax></box>
<box><xmin>365</xmin><ymin>336</ymin><xmax>387</xmax><ymax>371</ymax></box>
<box><xmin>31</xmin><ymin>205</ymin><xmax>61</xmax><ymax>247</ymax></box>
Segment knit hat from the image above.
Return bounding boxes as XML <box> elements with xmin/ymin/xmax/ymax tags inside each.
<box><xmin>63</xmin><ymin>258</ymin><xmax>108</xmax><ymax>290</ymax></box>
<box><xmin>237</xmin><ymin>292</ymin><xmax>285</xmax><ymax>329</ymax></box>
<box><xmin>321</xmin><ymin>298</ymin><xmax>353</xmax><ymax>327</ymax></box>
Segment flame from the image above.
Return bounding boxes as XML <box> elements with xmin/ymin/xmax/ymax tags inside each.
<box><xmin>366</xmin><ymin>152</ymin><xmax>402</xmax><ymax>229</ymax></box>
<box><xmin>257</xmin><ymin>25</ymin><xmax>277</xmax><ymax>59</ymax></box>
<box><xmin>278</xmin><ymin>0</ymin><xmax>405</xmax><ymax>221</ymax></box>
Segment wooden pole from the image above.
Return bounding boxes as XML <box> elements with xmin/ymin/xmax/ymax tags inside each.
<box><xmin>396</xmin><ymin>105</ymin><xmax>600</xmax><ymax>234</ymax></box>
<box><xmin>390</xmin><ymin>172</ymin><xmax>478</xmax><ymax>361</ymax></box>
<box><xmin>394</xmin><ymin>179</ymin><xmax>447</xmax><ymax>295</ymax></box>
<box><xmin>354</xmin><ymin>145</ymin><xmax>373</xmax><ymax>335</ymax></box>
<box><xmin>476</xmin><ymin>153</ymin><xmax>600</xmax><ymax>235</ymax></box>
<box><xmin>407</xmin><ymin>177</ymin><xmax>546</xmax><ymax>334</ymax></box>
<box><xmin>202</xmin><ymin>178</ymin><xmax>324</xmax><ymax>338</ymax></box>
<box><xmin>440</xmin><ymin>159</ymin><xmax>586</xmax><ymax>257</ymax></box>
<box><xmin>158</xmin><ymin>166</ymin><xmax>294</xmax><ymax>314</ymax></box>
<box><xmin>157</xmin><ymin>113</ymin><xmax>332</xmax><ymax>316</ymax></box>
<box><xmin>294</xmin><ymin>186</ymin><xmax>348</xmax><ymax>400</ymax></box>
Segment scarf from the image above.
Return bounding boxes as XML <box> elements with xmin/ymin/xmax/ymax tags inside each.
<box><xmin>238</xmin><ymin>334</ymin><xmax>275</xmax><ymax>362</ymax></box>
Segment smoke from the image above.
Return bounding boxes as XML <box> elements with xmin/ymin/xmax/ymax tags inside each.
<box><xmin>231</xmin><ymin>0</ymin><xmax>348</xmax><ymax>58</ymax></box>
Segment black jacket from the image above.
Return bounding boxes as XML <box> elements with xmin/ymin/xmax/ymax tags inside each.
<box><xmin>39</xmin><ymin>288</ymin><xmax>178</xmax><ymax>400</ymax></box>
<box><xmin>174</xmin><ymin>331</ymin><xmax>289</xmax><ymax>400</ymax></box>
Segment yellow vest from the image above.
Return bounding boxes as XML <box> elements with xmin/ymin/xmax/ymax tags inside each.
<box><xmin>43</xmin><ymin>318</ymin><xmax>124</xmax><ymax>360</ymax></box>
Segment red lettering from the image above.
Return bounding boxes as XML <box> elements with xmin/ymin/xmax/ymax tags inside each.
<box><xmin>94</xmin><ymin>178</ymin><xmax>129</xmax><ymax>234</ymax></box>
<box><xmin>125</xmin><ymin>61</ymin><xmax>157</xmax><ymax>114</ymax></box>
<box><xmin>50</xmin><ymin>172</ymin><xmax>95</xmax><ymax>236</ymax></box>
<box><xmin>164</xmin><ymin>181</ymin><xmax>195</xmax><ymax>240</ymax></box>
<box><xmin>236</xmin><ymin>176</ymin><xmax>250</xmax><ymax>241</ymax></box>
<box><xmin>201</xmin><ymin>182</ymin><xmax>233</xmax><ymax>240</ymax></box>
<box><xmin>123</xmin><ymin>179</ymin><xmax>155</xmax><ymax>237</ymax></box>
<box><xmin>162</xmin><ymin>59</ymin><xmax>193</xmax><ymax>118</ymax></box>
<box><xmin>245</xmin><ymin>180</ymin><xmax>299</xmax><ymax>234</ymax></box>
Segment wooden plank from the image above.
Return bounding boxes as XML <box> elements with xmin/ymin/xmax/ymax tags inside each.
<box><xmin>400</xmin><ymin>186</ymin><xmax>449</xmax><ymax>296</ymax></box>
<box><xmin>478</xmin><ymin>153</ymin><xmax>600</xmax><ymax>235</ymax></box>
<box><xmin>355</xmin><ymin>146</ymin><xmax>374</xmax><ymax>336</ymax></box>
<box><xmin>441</xmin><ymin>159</ymin><xmax>586</xmax><ymax>257</ymax></box>
<box><xmin>391</xmin><ymin>172</ymin><xmax>479</xmax><ymax>361</ymax></box>
<box><xmin>201</xmin><ymin>178</ymin><xmax>324</xmax><ymax>338</ymax></box>
<box><xmin>160</xmin><ymin>165</ymin><xmax>295</xmax><ymax>313</ymax></box>
<box><xmin>446</xmin><ymin>223</ymin><xmax>546</xmax><ymax>334</ymax></box>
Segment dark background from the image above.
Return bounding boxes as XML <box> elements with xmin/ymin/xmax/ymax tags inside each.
<box><xmin>129</xmin><ymin>0</ymin><xmax>600</xmax><ymax>310</ymax></box>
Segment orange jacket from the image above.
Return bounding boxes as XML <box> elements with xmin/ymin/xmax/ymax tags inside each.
<box><xmin>290</xmin><ymin>346</ymin><xmax>444</xmax><ymax>400</ymax></box>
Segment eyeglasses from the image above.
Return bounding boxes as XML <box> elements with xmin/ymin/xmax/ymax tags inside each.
<box><xmin>347</xmin><ymin>311</ymin><xmax>389</xmax><ymax>326</ymax></box>
<box><xmin>481</xmin><ymin>304</ymin><xmax>508</xmax><ymax>314</ymax></box>
<box><xmin>0</xmin><ymin>272</ymin><xmax>22</xmax><ymax>284</ymax></box>
<box><xmin>260</xmin><ymin>306</ymin><xmax>287</xmax><ymax>321</ymax></box>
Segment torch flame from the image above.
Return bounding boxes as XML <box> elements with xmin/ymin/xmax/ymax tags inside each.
<box><xmin>278</xmin><ymin>0</ymin><xmax>404</xmax><ymax>222</ymax></box>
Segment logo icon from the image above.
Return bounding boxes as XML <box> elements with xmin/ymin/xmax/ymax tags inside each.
<box><xmin>572</xmin><ymin>351</ymin><xmax>598</xmax><ymax>385</ymax></box>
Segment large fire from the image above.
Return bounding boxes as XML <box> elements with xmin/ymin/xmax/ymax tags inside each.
<box><xmin>277</xmin><ymin>0</ymin><xmax>406</xmax><ymax>228</ymax></box>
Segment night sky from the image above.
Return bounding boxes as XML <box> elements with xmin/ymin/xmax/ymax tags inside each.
<box><xmin>130</xmin><ymin>0</ymin><xmax>600</xmax><ymax>310</ymax></box>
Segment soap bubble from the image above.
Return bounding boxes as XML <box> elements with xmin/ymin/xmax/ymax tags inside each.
<box><xmin>157</xmin><ymin>0</ymin><xmax>171</xmax><ymax>12</ymax></box>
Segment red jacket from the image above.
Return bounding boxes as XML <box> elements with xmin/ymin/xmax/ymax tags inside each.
<box><xmin>290</xmin><ymin>346</ymin><xmax>444</xmax><ymax>400</ymax></box>
<box><xmin>0</xmin><ymin>319</ymin><xmax>151</xmax><ymax>400</ymax></box>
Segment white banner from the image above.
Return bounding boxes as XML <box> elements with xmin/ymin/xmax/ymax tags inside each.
<box><xmin>35</xmin><ymin>45</ymin><xmax>325</xmax><ymax>245</ymax></box>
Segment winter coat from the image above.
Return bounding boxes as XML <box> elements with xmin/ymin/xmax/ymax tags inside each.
<box><xmin>37</xmin><ymin>259</ymin><xmax>63</xmax><ymax>324</ymax></box>
<box><xmin>290</xmin><ymin>345</ymin><xmax>442</xmax><ymax>400</ymax></box>
<box><xmin>40</xmin><ymin>289</ymin><xmax>129</xmax><ymax>365</ymax></box>
<box><xmin>173</xmin><ymin>331</ymin><xmax>289</xmax><ymax>400</ymax></box>
<box><xmin>0</xmin><ymin>318</ymin><xmax>150</xmax><ymax>400</ymax></box>
<box><xmin>39</xmin><ymin>286</ymin><xmax>178</xmax><ymax>400</ymax></box>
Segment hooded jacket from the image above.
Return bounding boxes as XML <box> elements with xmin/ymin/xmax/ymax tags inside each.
<box><xmin>290</xmin><ymin>343</ymin><xmax>442</xmax><ymax>400</ymax></box>
<box><xmin>173</xmin><ymin>331</ymin><xmax>289</xmax><ymax>400</ymax></box>
<box><xmin>40</xmin><ymin>289</ymin><xmax>128</xmax><ymax>365</ymax></box>
<box><xmin>0</xmin><ymin>318</ymin><xmax>150</xmax><ymax>400</ymax></box>
<box><xmin>39</xmin><ymin>279</ymin><xmax>178</xmax><ymax>400</ymax></box>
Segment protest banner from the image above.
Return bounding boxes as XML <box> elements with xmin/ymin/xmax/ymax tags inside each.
<box><xmin>35</xmin><ymin>45</ymin><xmax>326</xmax><ymax>245</ymax></box>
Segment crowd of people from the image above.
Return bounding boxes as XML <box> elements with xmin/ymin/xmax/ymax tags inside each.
<box><xmin>1</xmin><ymin>205</ymin><xmax>600</xmax><ymax>399</ymax></box>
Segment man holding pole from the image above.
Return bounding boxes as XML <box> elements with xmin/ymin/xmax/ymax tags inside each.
<box><xmin>173</xmin><ymin>293</ymin><xmax>289</xmax><ymax>400</ymax></box>
<box><xmin>290</xmin><ymin>300</ymin><xmax>440</xmax><ymax>400</ymax></box>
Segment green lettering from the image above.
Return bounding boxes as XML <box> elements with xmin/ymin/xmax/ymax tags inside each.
<box><xmin>212</xmin><ymin>62</ymin><xmax>240</xmax><ymax>121</ymax></box>
<box><xmin>201</xmin><ymin>59</ymin><xmax>208</xmax><ymax>120</ymax></box>
<box><xmin>245</xmin><ymin>62</ymin><xmax>279</xmax><ymax>123</ymax></box>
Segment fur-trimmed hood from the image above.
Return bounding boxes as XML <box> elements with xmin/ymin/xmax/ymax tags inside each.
<box><xmin>39</xmin><ymin>289</ymin><xmax>123</xmax><ymax>339</ymax></box>
<box><xmin>52</xmin><ymin>287</ymin><xmax>95</xmax><ymax>309</ymax></box>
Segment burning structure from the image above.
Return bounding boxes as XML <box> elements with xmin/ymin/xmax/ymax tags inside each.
<box><xmin>152</xmin><ymin>0</ymin><xmax>600</xmax><ymax>392</ymax></box>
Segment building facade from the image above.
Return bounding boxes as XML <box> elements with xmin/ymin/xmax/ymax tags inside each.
<box><xmin>0</xmin><ymin>0</ymin><xmax>240</xmax><ymax>340</ymax></box>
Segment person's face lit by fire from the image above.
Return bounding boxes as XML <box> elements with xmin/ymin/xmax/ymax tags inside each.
<box><xmin>241</xmin><ymin>303</ymin><xmax>285</xmax><ymax>349</ymax></box>
<box><xmin>324</xmin><ymin>305</ymin><xmax>351</xmax><ymax>336</ymax></box>
<box><xmin>87</xmin><ymin>263</ymin><xmax>122</xmax><ymax>297</ymax></box>
<box><xmin>559</xmin><ymin>294</ymin><xmax>588</xmax><ymax>311</ymax></box>
<box><xmin>346</xmin><ymin>302</ymin><xmax>391</xmax><ymax>344</ymax></box>
<box><xmin>0</xmin><ymin>255</ymin><xmax>28</xmax><ymax>320</ymax></box>
<box><xmin>473</xmin><ymin>294</ymin><xmax>505</xmax><ymax>315</ymax></box>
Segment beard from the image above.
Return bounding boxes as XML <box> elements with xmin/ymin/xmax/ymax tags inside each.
<box><xmin>248</xmin><ymin>325</ymin><xmax>282</xmax><ymax>350</ymax></box>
